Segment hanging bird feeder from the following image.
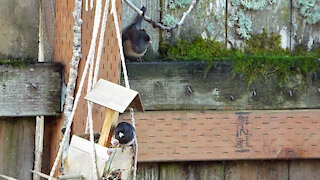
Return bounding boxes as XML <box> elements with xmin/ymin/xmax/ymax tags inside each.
<box><xmin>62</xmin><ymin>79</ymin><xmax>143</xmax><ymax>180</ymax></box>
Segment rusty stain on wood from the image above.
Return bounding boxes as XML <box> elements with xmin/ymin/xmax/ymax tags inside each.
<box><xmin>120</xmin><ymin>110</ymin><xmax>320</xmax><ymax>162</ymax></box>
<box><xmin>0</xmin><ymin>63</ymin><xmax>62</xmax><ymax>117</ymax></box>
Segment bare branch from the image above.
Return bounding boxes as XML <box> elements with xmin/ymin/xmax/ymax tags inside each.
<box><xmin>123</xmin><ymin>0</ymin><xmax>200</xmax><ymax>31</ymax></box>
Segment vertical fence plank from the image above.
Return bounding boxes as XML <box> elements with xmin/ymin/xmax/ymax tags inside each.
<box><xmin>137</xmin><ymin>163</ymin><xmax>159</xmax><ymax>180</ymax></box>
<box><xmin>0</xmin><ymin>118</ymin><xmax>35</xmax><ymax>180</ymax></box>
<box><xmin>159</xmin><ymin>162</ymin><xmax>225</xmax><ymax>180</ymax></box>
<box><xmin>227</xmin><ymin>0</ymin><xmax>291</xmax><ymax>48</ymax></box>
<box><xmin>289</xmin><ymin>160</ymin><xmax>320</xmax><ymax>180</ymax></box>
<box><xmin>225</xmin><ymin>161</ymin><xmax>289</xmax><ymax>180</ymax></box>
<box><xmin>291</xmin><ymin>0</ymin><xmax>320</xmax><ymax>50</ymax></box>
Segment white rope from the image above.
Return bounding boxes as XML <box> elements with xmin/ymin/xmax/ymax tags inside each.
<box><xmin>85</xmin><ymin>0</ymin><xmax>88</xmax><ymax>11</ymax></box>
<box><xmin>86</xmin><ymin>0</ymin><xmax>111</xmax><ymax>177</ymax></box>
<box><xmin>84</xmin><ymin>0</ymin><xmax>104</xmax><ymax>178</ymax></box>
<box><xmin>93</xmin><ymin>0</ymin><xmax>110</xmax><ymax>85</ymax></box>
<box><xmin>111</xmin><ymin>0</ymin><xmax>138</xmax><ymax>179</ymax></box>
<box><xmin>85</xmin><ymin>0</ymin><xmax>111</xmax><ymax>133</ymax></box>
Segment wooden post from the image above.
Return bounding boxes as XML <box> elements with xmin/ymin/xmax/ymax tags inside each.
<box><xmin>98</xmin><ymin>108</ymin><xmax>119</xmax><ymax>147</ymax></box>
<box><xmin>34</xmin><ymin>2</ymin><xmax>45</xmax><ymax>180</ymax></box>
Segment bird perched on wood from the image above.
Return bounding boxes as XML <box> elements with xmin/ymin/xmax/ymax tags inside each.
<box><xmin>122</xmin><ymin>6</ymin><xmax>151</xmax><ymax>61</ymax></box>
<box><xmin>115</xmin><ymin>122</ymin><xmax>136</xmax><ymax>146</ymax></box>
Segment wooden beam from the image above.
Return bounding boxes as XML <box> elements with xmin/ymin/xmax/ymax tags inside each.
<box><xmin>124</xmin><ymin>62</ymin><xmax>320</xmax><ymax>111</ymax></box>
<box><xmin>98</xmin><ymin>108</ymin><xmax>119</xmax><ymax>147</ymax></box>
<box><xmin>120</xmin><ymin>110</ymin><xmax>320</xmax><ymax>162</ymax></box>
<box><xmin>0</xmin><ymin>63</ymin><xmax>62</xmax><ymax>116</ymax></box>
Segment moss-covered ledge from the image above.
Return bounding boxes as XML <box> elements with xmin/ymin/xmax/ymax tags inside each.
<box><xmin>123</xmin><ymin>61</ymin><xmax>320</xmax><ymax>111</ymax></box>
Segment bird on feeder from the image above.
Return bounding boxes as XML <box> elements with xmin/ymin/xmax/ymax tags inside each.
<box><xmin>115</xmin><ymin>121</ymin><xmax>136</xmax><ymax>146</ymax></box>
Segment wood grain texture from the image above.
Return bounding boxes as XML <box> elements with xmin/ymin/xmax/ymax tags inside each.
<box><xmin>137</xmin><ymin>163</ymin><xmax>159</xmax><ymax>180</ymax></box>
<box><xmin>289</xmin><ymin>160</ymin><xmax>320</xmax><ymax>180</ymax></box>
<box><xmin>124</xmin><ymin>62</ymin><xmax>320</xmax><ymax>111</ymax></box>
<box><xmin>0</xmin><ymin>63</ymin><xmax>62</xmax><ymax>116</ymax></box>
<box><xmin>225</xmin><ymin>161</ymin><xmax>288</xmax><ymax>180</ymax></box>
<box><xmin>98</xmin><ymin>108</ymin><xmax>119</xmax><ymax>147</ymax></box>
<box><xmin>227</xmin><ymin>0</ymin><xmax>290</xmax><ymax>48</ymax></box>
<box><xmin>0</xmin><ymin>0</ymin><xmax>39</xmax><ymax>60</ymax></box>
<box><xmin>291</xmin><ymin>2</ymin><xmax>320</xmax><ymax>50</ymax></box>
<box><xmin>120</xmin><ymin>110</ymin><xmax>320</xmax><ymax>162</ymax></box>
<box><xmin>137</xmin><ymin>160</ymin><xmax>320</xmax><ymax>180</ymax></box>
<box><xmin>0</xmin><ymin>117</ymin><xmax>35</xmax><ymax>180</ymax></box>
<box><xmin>159</xmin><ymin>162</ymin><xmax>224</xmax><ymax>180</ymax></box>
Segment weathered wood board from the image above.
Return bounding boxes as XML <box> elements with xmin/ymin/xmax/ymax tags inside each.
<box><xmin>121</xmin><ymin>110</ymin><xmax>320</xmax><ymax>162</ymax></box>
<box><xmin>0</xmin><ymin>63</ymin><xmax>62</xmax><ymax>116</ymax></box>
<box><xmin>291</xmin><ymin>1</ymin><xmax>320</xmax><ymax>50</ymax></box>
<box><xmin>289</xmin><ymin>160</ymin><xmax>320</xmax><ymax>180</ymax></box>
<box><xmin>227</xmin><ymin>0</ymin><xmax>291</xmax><ymax>49</ymax></box>
<box><xmin>138</xmin><ymin>160</ymin><xmax>320</xmax><ymax>180</ymax></box>
<box><xmin>137</xmin><ymin>163</ymin><xmax>159</xmax><ymax>180</ymax></box>
<box><xmin>225</xmin><ymin>161</ymin><xmax>289</xmax><ymax>180</ymax></box>
<box><xmin>124</xmin><ymin>62</ymin><xmax>320</xmax><ymax>111</ymax></box>
<box><xmin>0</xmin><ymin>117</ymin><xmax>35</xmax><ymax>180</ymax></box>
<box><xmin>162</xmin><ymin>0</ymin><xmax>226</xmax><ymax>43</ymax></box>
<box><xmin>159</xmin><ymin>162</ymin><xmax>225</xmax><ymax>180</ymax></box>
<box><xmin>0</xmin><ymin>0</ymin><xmax>39</xmax><ymax>60</ymax></box>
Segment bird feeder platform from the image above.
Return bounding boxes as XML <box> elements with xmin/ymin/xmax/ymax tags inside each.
<box><xmin>63</xmin><ymin>135</ymin><xmax>133</xmax><ymax>180</ymax></box>
<box><xmin>61</xmin><ymin>79</ymin><xmax>143</xmax><ymax>179</ymax></box>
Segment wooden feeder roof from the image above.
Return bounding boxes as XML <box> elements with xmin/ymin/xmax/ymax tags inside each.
<box><xmin>85</xmin><ymin>79</ymin><xmax>143</xmax><ymax>113</ymax></box>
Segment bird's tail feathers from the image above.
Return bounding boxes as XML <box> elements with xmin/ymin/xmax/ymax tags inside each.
<box><xmin>133</xmin><ymin>6</ymin><xmax>146</xmax><ymax>29</ymax></box>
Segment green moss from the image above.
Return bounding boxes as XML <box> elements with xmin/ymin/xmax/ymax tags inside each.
<box><xmin>159</xmin><ymin>31</ymin><xmax>320</xmax><ymax>85</ymax></box>
<box><xmin>0</xmin><ymin>59</ymin><xmax>29</xmax><ymax>67</ymax></box>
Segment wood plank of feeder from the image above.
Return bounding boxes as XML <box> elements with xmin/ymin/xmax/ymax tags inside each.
<box><xmin>85</xmin><ymin>79</ymin><xmax>143</xmax><ymax>113</ymax></box>
<box><xmin>120</xmin><ymin>109</ymin><xmax>320</xmax><ymax>162</ymax></box>
<box><xmin>98</xmin><ymin>108</ymin><xmax>119</xmax><ymax>147</ymax></box>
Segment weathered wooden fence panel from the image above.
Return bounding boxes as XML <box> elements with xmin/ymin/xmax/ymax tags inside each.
<box><xmin>289</xmin><ymin>160</ymin><xmax>320</xmax><ymax>180</ymax></box>
<box><xmin>0</xmin><ymin>117</ymin><xmax>35</xmax><ymax>180</ymax></box>
<box><xmin>123</xmin><ymin>0</ymin><xmax>319</xmax><ymax>54</ymax></box>
<box><xmin>292</xmin><ymin>0</ymin><xmax>320</xmax><ymax>50</ymax></box>
<box><xmin>125</xmin><ymin>62</ymin><xmax>320</xmax><ymax>111</ymax></box>
<box><xmin>0</xmin><ymin>0</ymin><xmax>39</xmax><ymax>60</ymax></box>
<box><xmin>225</xmin><ymin>161</ymin><xmax>289</xmax><ymax>180</ymax></box>
<box><xmin>121</xmin><ymin>110</ymin><xmax>320</xmax><ymax>162</ymax></box>
<box><xmin>138</xmin><ymin>160</ymin><xmax>320</xmax><ymax>180</ymax></box>
<box><xmin>0</xmin><ymin>63</ymin><xmax>63</xmax><ymax>116</ymax></box>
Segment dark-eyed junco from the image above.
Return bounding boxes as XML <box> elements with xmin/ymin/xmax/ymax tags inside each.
<box><xmin>115</xmin><ymin>122</ymin><xmax>136</xmax><ymax>146</ymax></box>
<box><xmin>122</xmin><ymin>6</ymin><xmax>151</xmax><ymax>61</ymax></box>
